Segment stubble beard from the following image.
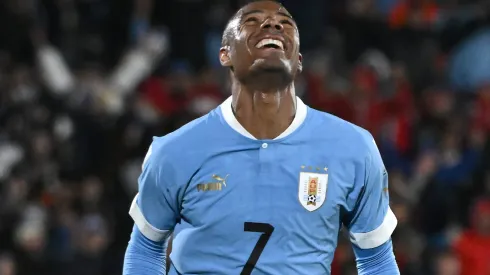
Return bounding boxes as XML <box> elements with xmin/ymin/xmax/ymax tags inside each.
<box><xmin>240</xmin><ymin>63</ymin><xmax>294</xmax><ymax>92</ymax></box>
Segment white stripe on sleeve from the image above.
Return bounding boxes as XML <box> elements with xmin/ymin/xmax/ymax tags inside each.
<box><xmin>129</xmin><ymin>194</ymin><xmax>170</xmax><ymax>242</ymax></box>
<box><xmin>350</xmin><ymin>207</ymin><xmax>397</xmax><ymax>249</ymax></box>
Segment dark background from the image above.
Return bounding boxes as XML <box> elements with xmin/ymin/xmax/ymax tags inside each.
<box><xmin>1</xmin><ymin>0</ymin><xmax>490</xmax><ymax>274</ymax></box>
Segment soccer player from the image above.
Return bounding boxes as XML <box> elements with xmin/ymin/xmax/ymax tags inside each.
<box><xmin>123</xmin><ymin>1</ymin><xmax>399</xmax><ymax>274</ymax></box>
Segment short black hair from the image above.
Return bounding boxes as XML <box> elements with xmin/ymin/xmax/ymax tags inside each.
<box><xmin>221</xmin><ymin>0</ymin><xmax>283</xmax><ymax>47</ymax></box>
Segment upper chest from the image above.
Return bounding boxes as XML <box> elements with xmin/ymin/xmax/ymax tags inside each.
<box><xmin>179</xmin><ymin>141</ymin><xmax>358</xmax><ymax>227</ymax></box>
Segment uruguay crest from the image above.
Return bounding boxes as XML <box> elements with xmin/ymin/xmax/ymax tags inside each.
<box><xmin>298</xmin><ymin>171</ymin><xmax>328</xmax><ymax>211</ymax></box>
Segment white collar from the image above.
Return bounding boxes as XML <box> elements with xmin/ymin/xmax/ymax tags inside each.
<box><xmin>220</xmin><ymin>95</ymin><xmax>308</xmax><ymax>140</ymax></box>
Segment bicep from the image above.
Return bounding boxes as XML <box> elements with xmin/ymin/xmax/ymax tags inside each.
<box><xmin>129</xmin><ymin>143</ymin><xmax>180</xmax><ymax>242</ymax></box>
<box><xmin>343</xmin><ymin>138</ymin><xmax>397</xmax><ymax>249</ymax></box>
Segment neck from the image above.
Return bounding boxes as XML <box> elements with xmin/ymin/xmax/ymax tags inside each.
<box><xmin>231</xmin><ymin>81</ymin><xmax>296</xmax><ymax>140</ymax></box>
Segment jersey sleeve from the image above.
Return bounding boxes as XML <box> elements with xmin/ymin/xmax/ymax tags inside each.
<box><xmin>343</xmin><ymin>137</ymin><xmax>397</xmax><ymax>249</ymax></box>
<box><xmin>128</xmin><ymin>141</ymin><xmax>180</xmax><ymax>242</ymax></box>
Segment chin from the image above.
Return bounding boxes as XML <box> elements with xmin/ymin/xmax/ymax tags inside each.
<box><xmin>252</xmin><ymin>58</ymin><xmax>293</xmax><ymax>75</ymax></box>
<box><xmin>245</xmin><ymin>61</ymin><xmax>294</xmax><ymax>90</ymax></box>
<box><xmin>252</xmin><ymin>58</ymin><xmax>289</xmax><ymax>70</ymax></box>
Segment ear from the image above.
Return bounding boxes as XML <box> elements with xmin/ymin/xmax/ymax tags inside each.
<box><xmin>219</xmin><ymin>46</ymin><xmax>232</xmax><ymax>67</ymax></box>
<box><xmin>297</xmin><ymin>53</ymin><xmax>303</xmax><ymax>73</ymax></box>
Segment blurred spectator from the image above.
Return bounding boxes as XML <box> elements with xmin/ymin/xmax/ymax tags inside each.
<box><xmin>434</xmin><ymin>251</ymin><xmax>460</xmax><ymax>275</ymax></box>
<box><xmin>70</xmin><ymin>214</ymin><xmax>110</xmax><ymax>275</ymax></box>
<box><xmin>453</xmin><ymin>199</ymin><xmax>490</xmax><ymax>275</ymax></box>
<box><xmin>389</xmin><ymin>0</ymin><xmax>440</xmax><ymax>29</ymax></box>
<box><xmin>0</xmin><ymin>253</ymin><xmax>16</xmax><ymax>275</ymax></box>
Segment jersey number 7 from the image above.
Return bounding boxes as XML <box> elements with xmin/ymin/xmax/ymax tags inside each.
<box><xmin>241</xmin><ymin>222</ymin><xmax>275</xmax><ymax>275</ymax></box>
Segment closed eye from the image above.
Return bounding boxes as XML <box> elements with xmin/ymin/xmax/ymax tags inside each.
<box><xmin>280</xmin><ymin>19</ymin><xmax>294</xmax><ymax>26</ymax></box>
<box><xmin>244</xmin><ymin>17</ymin><xmax>258</xmax><ymax>23</ymax></box>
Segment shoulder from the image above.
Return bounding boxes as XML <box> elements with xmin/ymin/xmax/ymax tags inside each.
<box><xmin>143</xmin><ymin>110</ymin><xmax>223</xmax><ymax>186</ymax></box>
<box><xmin>307</xmin><ymin>108</ymin><xmax>378</xmax><ymax>160</ymax></box>
<box><xmin>152</xmin><ymin>110</ymin><xmax>220</xmax><ymax>157</ymax></box>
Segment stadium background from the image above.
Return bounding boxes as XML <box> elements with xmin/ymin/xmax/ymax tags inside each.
<box><xmin>0</xmin><ymin>0</ymin><xmax>490</xmax><ymax>274</ymax></box>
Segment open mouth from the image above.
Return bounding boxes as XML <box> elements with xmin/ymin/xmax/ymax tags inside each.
<box><xmin>255</xmin><ymin>38</ymin><xmax>285</xmax><ymax>51</ymax></box>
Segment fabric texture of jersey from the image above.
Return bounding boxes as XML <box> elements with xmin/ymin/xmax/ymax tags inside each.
<box><xmin>129</xmin><ymin>96</ymin><xmax>397</xmax><ymax>275</ymax></box>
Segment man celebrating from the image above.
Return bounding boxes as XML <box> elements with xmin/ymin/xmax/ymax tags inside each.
<box><xmin>123</xmin><ymin>1</ymin><xmax>399</xmax><ymax>274</ymax></box>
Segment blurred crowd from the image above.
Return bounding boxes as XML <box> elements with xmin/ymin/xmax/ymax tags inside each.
<box><xmin>0</xmin><ymin>0</ymin><xmax>490</xmax><ymax>274</ymax></box>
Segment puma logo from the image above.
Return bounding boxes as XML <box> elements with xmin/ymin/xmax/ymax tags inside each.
<box><xmin>197</xmin><ymin>174</ymin><xmax>230</xmax><ymax>192</ymax></box>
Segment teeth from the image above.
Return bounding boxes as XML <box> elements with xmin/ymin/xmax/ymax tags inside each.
<box><xmin>256</xmin><ymin>39</ymin><xmax>284</xmax><ymax>50</ymax></box>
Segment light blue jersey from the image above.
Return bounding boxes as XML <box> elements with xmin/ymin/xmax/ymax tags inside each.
<box><xmin>129</xmin><ymin>97</ymin><xmax>397</xmax><ymax>275</ymax></box>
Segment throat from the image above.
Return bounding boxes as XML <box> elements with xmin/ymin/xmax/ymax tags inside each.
<box><xmin>233</xmin><ymin>92</ymin><xmax>296</xmax><ymax>140</ymax></box>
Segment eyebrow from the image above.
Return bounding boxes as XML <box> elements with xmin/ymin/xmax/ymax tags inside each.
<box><xmin>242</xmin><ymin>9</ymin><xmax>295</xmax><ymax>22</ymax></box>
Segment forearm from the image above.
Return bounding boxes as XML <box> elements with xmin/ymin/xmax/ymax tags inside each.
<box><xmin>353</xmin><ymin>239</ymin><xmax>400</xmax><ymax>275</ymax></box>
<box><xmin>123</xmin><ymin>225</ymin><xmax>168</xmax><ymax>275</ymax></box>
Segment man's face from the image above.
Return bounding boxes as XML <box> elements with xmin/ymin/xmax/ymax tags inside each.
<box><xmin>220</xmin><ymin>1</ymin><xmax>302</xmax><ymax>87</ymax></box>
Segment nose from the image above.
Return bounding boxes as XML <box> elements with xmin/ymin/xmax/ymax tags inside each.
<box><xmin>260</xmin><ymin>17</ymin><xmax>284</xmax><ymax>32</ymax></box>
